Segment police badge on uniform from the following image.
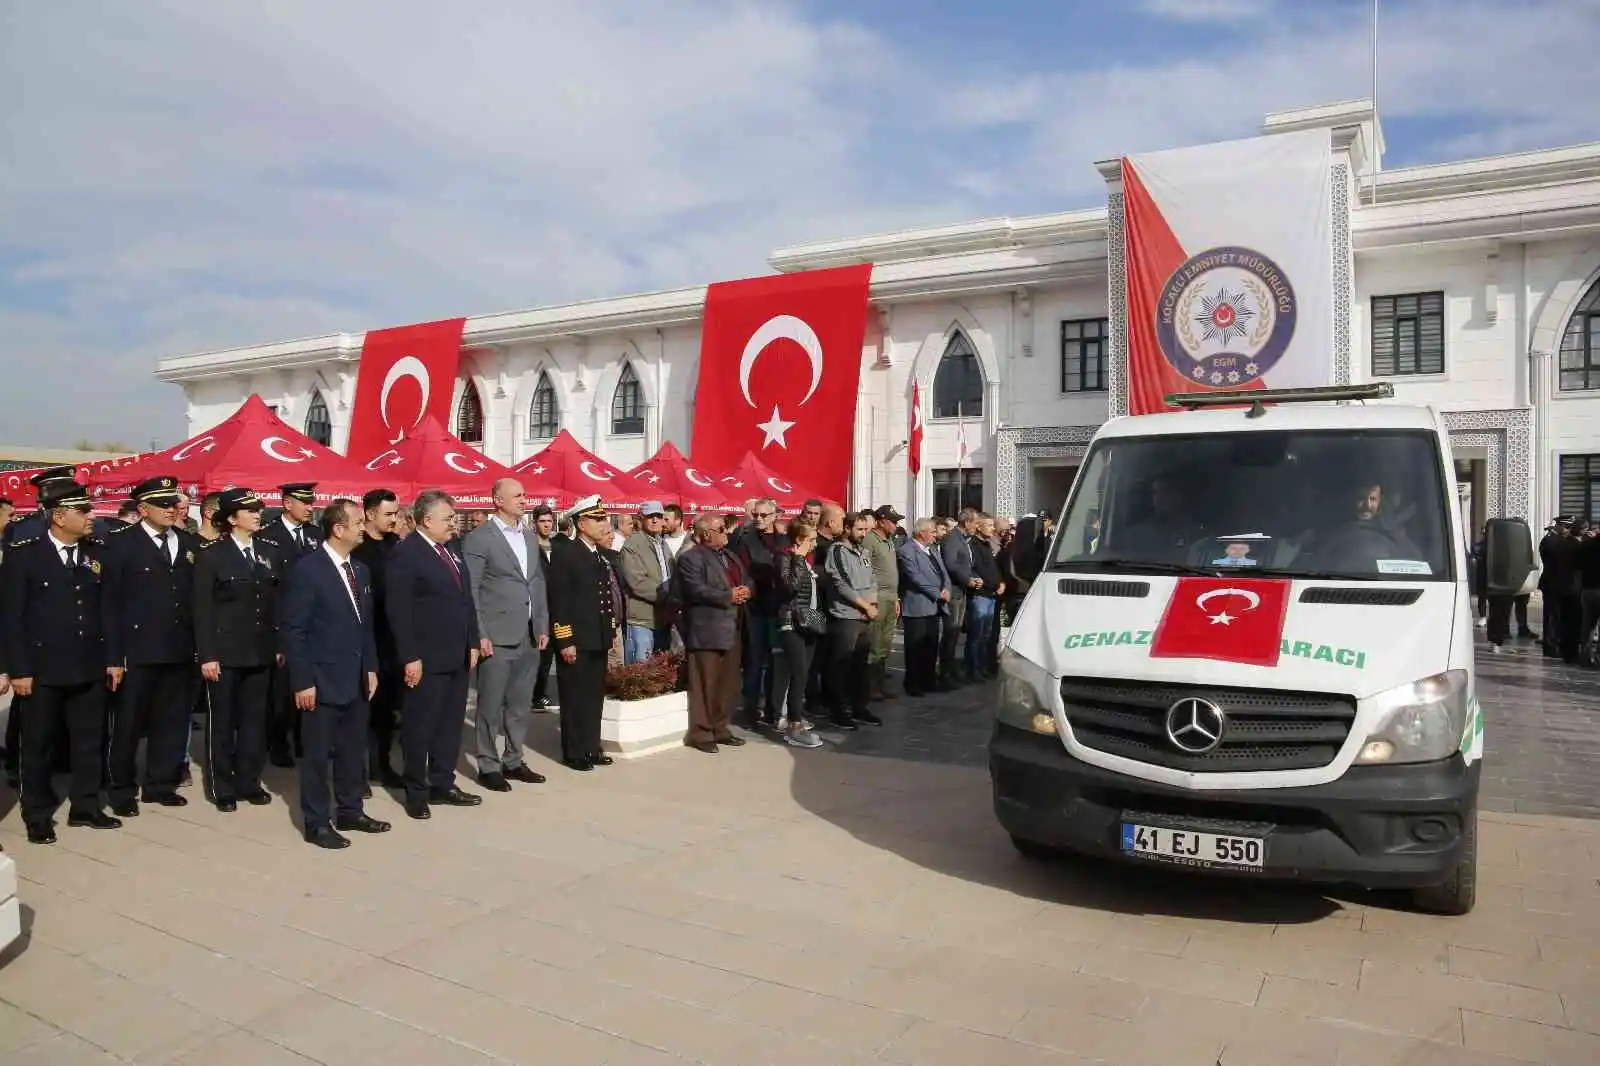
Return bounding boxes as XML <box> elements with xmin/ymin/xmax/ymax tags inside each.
<box><xmin>89</xmin><ymin>559</ymin><xmax>102</xmax><ymax>575</ymax></box>
<box><xmin>185</xmin><ymin>550</ymin><xmax>194</xmax><ymax>564</ymax></box>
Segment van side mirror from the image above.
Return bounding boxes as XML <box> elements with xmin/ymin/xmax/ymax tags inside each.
<box><xmin>1484</xmin><ymin>517</ymin><xmax>1534</xmax><ymax>596</ymax></box>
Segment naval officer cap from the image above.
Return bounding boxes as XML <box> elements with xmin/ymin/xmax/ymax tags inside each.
<box><xmin>565</xmin><ymin>494</ymin><xmax>608</xmax><ymax>522</ymax></box>
<box><xmin>132</xmin><ymin>475</ymin><xmax>184</xmax><ymax>507</ymax></box>
<box><xmin>217</xmin><ymin>487</ymin><xmax>264</xmax><ymax>518</ymax></box>
<box><xmin>40</xmin><ymin>480</ymin><xmax>92</xmax><ymax>510</ymax></box>
<box><xmin>29</xmin><ymin>465</ymin><xmax>76</xmax><ymax>487</ymax></box>
<box><xmin>279</xmin><ymin>482</ymin><xmax>317</xmax><ymax>503</ymax></box>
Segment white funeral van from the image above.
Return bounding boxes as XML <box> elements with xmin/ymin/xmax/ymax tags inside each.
<box><xmin>993</xmin><ymin>383</ymin><xmax>1502</xmax><ymax>915</ymax></box>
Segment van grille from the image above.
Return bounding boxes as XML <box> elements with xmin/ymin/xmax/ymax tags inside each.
<box><xmin>1058</xmin><ymin>677</ymin><xmax>1355</xmax><ymax>772</ymax></box>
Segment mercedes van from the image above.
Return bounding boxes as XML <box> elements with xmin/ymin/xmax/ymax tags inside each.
<box><xmin>992</xmin><ymin>384</ymin><xmax>1498</xmax><ymax>914</ymax></box>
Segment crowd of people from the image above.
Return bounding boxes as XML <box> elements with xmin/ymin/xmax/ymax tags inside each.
<box><xmin>0</xmin><ymin>465</ymin><xmax>1052</xmax><ymax>850</ymax></box>
<box><xmin>1475</xmin><ymin>513</ymin><xmax>1600</xmax><ymax>663</ymax></box>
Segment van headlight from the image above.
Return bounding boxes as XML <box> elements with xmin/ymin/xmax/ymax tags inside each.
<box><xmin>997</xmin><ymin>648</ymin><xmax>1058</xmax><ymax>736</ymax></box>
<box><xmin>1353</xmin><ymin>670</ymin><xmax>1470</xmax><ymax>765</ymax></box>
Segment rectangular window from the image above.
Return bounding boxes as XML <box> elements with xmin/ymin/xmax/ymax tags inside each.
<box><xmin>932</xmin><ymin>468</ymin><xmax>983</xmax><ymax>518</ymax></box>
<box><xmin>1371</xmin><ymin>292</ymin><xmax>1446</xmax><ymax>376</ymax></box>
<box><xmin>1559</xmin><ymin>454</ymin><xmax>1600</xmax><ymax>520</ymax></box>
<box><xmin>1061</xmin><ymin>318</ymin><xmax>1109</xmax><ymax>393</ymax></box>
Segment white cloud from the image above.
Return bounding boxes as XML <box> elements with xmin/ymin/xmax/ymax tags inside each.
<box><xmin>1134</xmin><ymin>0</ymin><xmax>1278</xmax><ymax>20</ymax></box>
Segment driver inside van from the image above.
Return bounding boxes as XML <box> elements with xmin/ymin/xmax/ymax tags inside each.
<box><xmin>1121</xmin><ymin>473</ymin><xmax>1207</xmax><ymax>562</ymax></box>
<box><xmin>1312</xmin><ymin>479</ymin><xmax>1423</xmax><ymax>573</ymax></box>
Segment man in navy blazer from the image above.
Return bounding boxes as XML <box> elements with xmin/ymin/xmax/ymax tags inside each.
<box><xmin>281</xmin><ymin>499</ymin><xmax>390</xmax><ymax>849</ymax></box>
<box><xmin>385</xmin><ymin>489</ymin><xmax>484</xmax><ymax>820</ymax></box>
<box><xmin>897</xmin><ymin>518</ymin><xmax>952</xmax><ymax>697</ymax></box>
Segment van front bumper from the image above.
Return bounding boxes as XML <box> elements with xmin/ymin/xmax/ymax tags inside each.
<box><xmin>990</xmin><ymin>723</ymin><xmax>1479</xmax><ymax>890</ymax></box>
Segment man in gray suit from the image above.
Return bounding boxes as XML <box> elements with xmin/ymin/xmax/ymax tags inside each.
<box><xmin>462</xmin><ymin>478</ymin><xmax>550</xmax><ymax>791</ymax></box>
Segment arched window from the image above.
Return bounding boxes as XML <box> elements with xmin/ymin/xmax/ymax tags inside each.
<box><xmin>611</xmin><ymin>362</ymin><xmax>645</xmax><ymax>435</ymax></box>
<box><xmin>303</xmin><ymin>392</ymin><xmax>332</xmax><ymax>447</ymax></box>
<box><xmin>1558</xmin><ymin>274</ymin><xmax>1600</xmax><ymax>392</ymax></box>
<box><xmin>455</xmin><ymin>383</ymin><xmax>485</xmax><ymax>445</ymax></box>
<box><xmin>529</xmin><ymin>371</ymin><xmax>560</xmax><ymax>439</ymax></box>
<box><xmin>932</xmin><ymin>331</ymin><xmax>985</xmax><ymax>419</ymax></box>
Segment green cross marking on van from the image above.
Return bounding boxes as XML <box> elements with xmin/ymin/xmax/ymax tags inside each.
<box><xmin>1061</xmin><ymin>630</ymin><xmax>1368</xmax><ymax>669</ymax></box>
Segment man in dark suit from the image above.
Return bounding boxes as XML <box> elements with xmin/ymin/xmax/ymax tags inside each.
<box><xmin>546</xmin><ymin>495</ymin><xmax>622</xmax><ymax>771</ymax></box>
<box><xmin>0</xmin><ymin>480</ymin><xmax>123</xmax><ymax>844</ymax></box>
<box><xmin>193</xmin><ymin>488</ymin><xmax>282</xmax><ymax>811</ymax></box>
<box><xmin>897</xmin><ymin>518</ymin><xmax>951</xmax><ymax>697</ymax></box>
<box><xmin>386</xmin><ymin>490</ymin><xmax>483</xmax><ymax>820</ymax></box>
<box><xmin>938</xmin><ymin>507</ymin><xmax>982</xmax><ymax>687</ymax></box>
<box><xmin>352</xmin><ymin>487</ymin><xmax>403</xmax><ymax>788</ymax></box>
<box><xmin>102</xmin><ymin>475</ymin><xmax>199</xmax><ymax>815</ymax></box>
<box><xmin>675</xmin><ymin>512</ymin><xmax>752</xmax><ymax>753</ymax></box>
<box><xmin>281</xmin><ymin>498</ymin><xmax>390</xmax><ymax>849</ymax></box>
<box><xmin>256</xmin><ymin>481</ymin><xmax>322</xmax><ymax>767</ymax></box>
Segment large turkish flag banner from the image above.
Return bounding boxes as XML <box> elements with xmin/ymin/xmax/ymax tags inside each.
<box><xmin>691</xmin><ymin>264</ymin><xmax>872</xmax><ymax>502</ymax></box>
<box><xmin>345</xmin><ymin>317</ymin><xmax>466</xmax><ymax>459</ymax></box>
<box><xmin>1149</xmin><ymin>576</ymin><xmax>1290</xmax><ymax>668</ymax></box>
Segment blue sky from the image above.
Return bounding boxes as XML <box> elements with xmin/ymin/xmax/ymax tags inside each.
<box><xmin>2</xmin><ymin>0</ymin><xmax>1597</xmax><ymax>448</ymax></box>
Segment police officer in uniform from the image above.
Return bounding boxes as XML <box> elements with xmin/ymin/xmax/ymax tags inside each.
<box><xmin>254</xmin><ymin>482</ymin><xmax>321</xmax><ymax>766</ymax></box>
<box><xmin>102</xmin><ymin>476</ymin><xmax>198</xmax><ymax>814</ymax></box>
<box><xmin>0</xmin><ymin>480</ymin><xmax>123</xmax><ymax>844</ymax></box>
<box><xmin>193</xmin><ymin>488</ymin><xmax>282</xmax><ymax>811</ymax></box>
<box><xmin>546</xmin><ymin>495</ymin><xmax>621</xmax><ymax>771</ymax></box>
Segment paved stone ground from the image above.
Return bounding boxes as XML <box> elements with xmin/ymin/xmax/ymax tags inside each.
<box><xmin>0</xmin><ymin>642</ymin><xmax>1597</xmax><ymax>1065</ymax></box>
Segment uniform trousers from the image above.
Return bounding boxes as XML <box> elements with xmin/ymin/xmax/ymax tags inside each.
<box><xmin>400</xmin><ymin>667</ymin><xmax>468</xmax><ymax>804</ymax></box>
<box><xmin>205</xmin><ymin>665</ymin><xmax>271</xmax><ymax>802</ymax></box>
<box><xmin>267</xmin><ymin>664</ymin><xmax>303</xmax><ymax>761</ymax></box>
<box><xmin>867</xmin><ymin>593</ymin><xmax>897</xmax><ymax>667</ymax></box>
<box><xmin>828</xmin><ymin>617</ymin><xmax>873</xmax><ymax>718</ymax></box>
<box><xmin>532</xmin><ymin>646</ymin><xmax>555</xmax><ymax>706</ymax></box>
<box><xmin>686</xmin><ymin>644</ymin><xmax>742</xmax><ymax>745</ymax></box>
<box><xmin>474</xmin><ymin>638</ymin><xmax>537</xmax><ymax>775</ymax></box>
<box><xmin>299</xmin><ymin>697</ymin><xmax>369</xmax><ymax>832</ymax></box>
<box><xmin>107</xmin><ymin>662</ymin><xmax>192</xmax><ymax>804</ymax></box>
<box><xmin>20</xmin><ymin>681</ymin><xmax>104</xmax><ymax>827</ymax></box>
<box><xmin>4</xmin><ymin>697</ymin><xmax>22</xmax><ymax>777</ymax></box>
<box><xmin>557</xmin><ymin>649</ymin><xmax>608</xmax><ymax>760</ymax></box>
<box><xmin>367</xmin><ymin>667</ymin><xmax>402</xmax><ymax>777</ymax></box>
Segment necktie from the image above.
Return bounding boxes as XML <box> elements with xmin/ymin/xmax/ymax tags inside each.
<box><xmin>157</xmin><ymin>531</ymin><xmax>171</xmax><ymax>566</ymax></box>
<box><xmin>435</xmin><ymin>542</ymin><xmax>461</xmax><ymax>587</ymax></box>
<box><xmin>341</xmin><ymin>560</ymin><xmax>362</xmax><ymax>620</ymax></box>
<box><xmin>242</xmin><ymin>544</ymin><xmax>254</xmax><ymax>568</ymax></box>
<box><xmin>63</xmin><ymin>545</ymin><xmax>76</xmax><ymax>569</ymax></box>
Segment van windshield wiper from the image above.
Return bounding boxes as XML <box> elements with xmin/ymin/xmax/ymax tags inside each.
<box><xmin>1056</xmin><ymin>558</ymin><xmax>1217</xmax><ymax>576</ymax></box>
<box><xmin>1247</xmin><ymin>566</ymin><xmax>1388</xmax><ymax>582</ymax></box>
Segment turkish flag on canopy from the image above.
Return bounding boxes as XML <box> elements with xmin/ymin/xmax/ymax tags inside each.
<box><xmin>511</xmin><ymin>430</ymin><xmax>654</xmax><ymax>508</ymax></box>
<box><xmin>355</xmin><ymin>416</ymin><xmax>536</xmax><ymax>507</ymax></box>
<box><xmin>628</xmin><ymin>441</ymin><xmax>729</xmax><ymax>511</ymax></box>
<box><xmin>691</xmin><ymin>264</ymin><xmax>872</xmax><ymax>502</ymax></box>
<box><xmin>84</xmin><ymin>395</ymin><xmax>371</xmax><ymax>504</ymax></box>
<box><xmin>710</xmin><ymin>451</ymin><xmax>817</xmax><ymax>512</ymax></box>
<box><xmin>3</xmin><ymin>456</ymin><xmax>140</xmax><ymax>508</ymax></box>
<box><xmin>346</xmin><ymin>317</ymin><xmax>466</xmax><ymax>459</ymax></box>
<box><xmin>1149</xmin><ymin>576</ymin><xmax>1290</xmax><ymax>669</ymax></box>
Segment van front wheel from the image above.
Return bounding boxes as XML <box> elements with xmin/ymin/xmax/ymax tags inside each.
<box><xmin>1411</xmin><ymin>808</ymin><xmax>1477</xmax><ymax>916</ymax></box>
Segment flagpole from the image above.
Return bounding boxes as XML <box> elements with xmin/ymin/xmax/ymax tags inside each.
<box><xmin>1370</xmin><ymin>0</ymin><xmax>1380</xmax><ymax>207</ymax></box>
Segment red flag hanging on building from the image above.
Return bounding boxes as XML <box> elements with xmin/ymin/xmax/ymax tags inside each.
<box><xmin>345</xmin><ymin>317</ymin><xmax>466</xmax><ymax>459</ymax></box>
<box><xmin>908</xmin><ymin>382</ymin><xmax>924</xmax><ymax>475</ymax></box>
<box><xmin>690</xmin><ymin>264</ymin><xmax>872</xmax><ymax>502</ymax></box>
<box><xmin>1149</xmin><ymin>577</ymin><xmax>1290</xmax><ymax>668</ymax></box>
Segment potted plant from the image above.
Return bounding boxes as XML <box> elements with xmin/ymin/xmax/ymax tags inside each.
<box><xmin>600</xmin><ymin>651</ymin><xmax>689</xmax><ymax>758</ymax></box>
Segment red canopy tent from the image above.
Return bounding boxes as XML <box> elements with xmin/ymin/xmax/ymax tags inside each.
<box><xmin>355</xmin><ymin>416</ymin><xmax>561</xmax><ymax>507</ymax></box>
<box><xmin>708</xmin><ymin>451</ymin><xmax>819</xmax><ymax>512</ymax></box>
<box><xmin>510</xmin><ymin>430</ymin><xmax>655</xmax><ymax>509</ymax></box>
<box><xmin>85</xmin><ymin>395</ymin><xmax>372</xmax><ymax>505</ymax></box>
<box><xmin>628</xmin><ymin>441</ymin><xmax>732</xmax><ymax>511</ymax></box>
<box><xmin>2</xmin><ymin>455</ymin><xmax>143</xmax><ymax>508</ymax></box>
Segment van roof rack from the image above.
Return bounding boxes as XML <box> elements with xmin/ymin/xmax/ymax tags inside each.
<box><xmin>1165</xmin><ymin>382</ymin><xmax>1393</xmax><ymax>418</ymax></box>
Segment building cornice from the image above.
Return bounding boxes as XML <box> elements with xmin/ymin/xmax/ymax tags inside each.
<box><xmin>766</xmin><ymin>209</ymin><xmax>1106</xmax><ymax>272</ymax></box>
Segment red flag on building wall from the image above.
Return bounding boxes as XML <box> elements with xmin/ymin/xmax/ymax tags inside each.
<box><xmin>345</xmin><ymin>317</ymin><xmax>466</xmax><ymax>459</ymax></box>
<box><xmin>908</xmin><ymin>382</ymin><xmax>924</xmax><ymax>475</ymax></box>
<box><xmin>1149</xmin><ymin>577</ymin><xmax>1290</xmax><ymax>668</ymax></box>
<box><xmin>690</xmin><ymin>265</ymin><xmax>872</xmax><ymax>502</ymax></box>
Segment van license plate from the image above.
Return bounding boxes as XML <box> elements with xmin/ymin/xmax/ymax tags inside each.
<box><xmin>1121</xmin><ymin>823</ymin><xmax>1264</xmax><ymax>870</ymax></box>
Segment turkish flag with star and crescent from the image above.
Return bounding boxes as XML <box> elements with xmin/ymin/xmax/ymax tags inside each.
<box><xmin>691</xmin><ymin>264</ymin><xmax>872</xmax><ymax>502</ymax></box>
<box><xmin>345</xmin><ymin>317</ymin><xmax>466</xmax><ymax>459</ymax></box>
<box><xmin>1149</xmin><ymin>576</ymin><xmax>1290</xmax><ymax>668</ymax></box>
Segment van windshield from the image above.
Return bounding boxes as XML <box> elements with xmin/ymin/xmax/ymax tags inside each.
<box><xmin>1051</xmin><ymin>429</ymin><xmax>1453</xmax><ymax>581</ymax></box>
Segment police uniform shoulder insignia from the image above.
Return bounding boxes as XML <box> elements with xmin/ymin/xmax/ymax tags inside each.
<box><xmin>112</xmin><ymin>521</ymin><xmax>139</xmax><ymax>534</ymax></box>
<box><xmin>195</xmin><ymin>538</ymin><xmax>220</xmax><ymax>551</ymax></box>
<box><xmin>9</xmin><ymin>537</ymin><xmax>37</xmax><ymax>548</ymax></box>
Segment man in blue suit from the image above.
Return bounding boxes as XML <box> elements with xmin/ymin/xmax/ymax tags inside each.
<box><xmin>385</xmin><ymin>489</ymin><xmax>484</xmax><ymax>820</ymax></box>
<box><xmin>281</xmin><ymin>498</ymin><xmax>391</xmax><ymax>849</ymax></box>
<box><xmin>897</xmin><ymin>518</ymin><xmax>952</xmax><ymax>697</ymax></box>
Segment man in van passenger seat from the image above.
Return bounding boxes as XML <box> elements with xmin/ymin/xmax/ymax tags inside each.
<box><xmin>1121</xmin><ymin>474</ymin><xmax>1205</xmax><ymax>562</ymax></box>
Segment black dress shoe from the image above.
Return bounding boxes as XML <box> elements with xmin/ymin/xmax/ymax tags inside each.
<box><xmin>144</xmin><ymin>792</ymin><xmax>187</xmax><ymax>807</ymax></box>
<box><xmin>429</xmin><ymin>786</ymin><xmax>482</xmax><ymax>806</ymax></box>
<box><xmin>712</xmin><ymin>735</ymin><xmax>745</xmax><ymax>747</ymax></box>
<box><xmin>505</xmin><ymin>765</ymin><xmax>546</xmax><ymax>784</ymax></box>
<box><xmin>216</xmin><ymin>798</ymin><xmax>238</xmax><ymax>813</ymax></box>
<box><xmin>26</xmin><ymin>824</ymin><xmax>56</xmax><ymax>845</ymax></box>
<box><xmin>405</xmin><ymin>801</ymin><xmax>431</xmax><ymax>820</ymax></box>
<box><xmin>68</xmin><ymin>811</ymin><xmax>123</xmax><ymax>830</ymax></box>
<box><xmin>829</xmin><ymin>716</ymin><xmax>859</xmax><ymax>731</ymax></box>
<box><xmin>686</xmin><ymin>741</ymin><xmax>718</xmax><ymax>754</ymax></box>
<box><xmin>477</xmin><ymin>772</ymin><xmax>512</xmax><ymax>793</ymax></box>
<box><xmin>564</xmin><ymin>756</ymin><xmax>594</xmax><ymax>770</ymax></box>
<box><xmin>269</xmin><ymin>750</ymin><xmax>295</xmax><ymax>769</ymax></box>
<box><xmin>304</xmin><ymin>825</ymin><xmax>350</xmax><ymax>849</ymax></box>
<box><xmin>110</xmin><ymin>800</ymin><xmax>140</xmax><ymax>818</ymax></box>
<box><xmin>587</xmin><ymin>753</ymin><xmax>614</xmax><ymax>766</ymax></box>
<box><xmin>243</xmin><ymin>790</ymin><xmax>273</xmax><ymax>806</ymax></box>
<box><xmin>853</xmin><ymin>711</ymin><xmax>884</xmax><ymax>727</ymax></box>
<box><xmin>335</xmin><ymin>814</ymin><xmax>391</xmax><ymax>834</ymax></box>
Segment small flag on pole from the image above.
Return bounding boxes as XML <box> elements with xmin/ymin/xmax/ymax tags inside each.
<box><xmin>909</xmin><ymin>383</ymin><xmax>924</xmax><ymax>475</ymax></box>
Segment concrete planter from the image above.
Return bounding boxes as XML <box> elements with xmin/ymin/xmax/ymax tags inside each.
<box><xmin>0</xmin><ymin>854</ymin><xmax>19</xmax><ymax>955</ymax></box>
<box><xmin>601</xmin><ymin>690</ymin><xmax>689</xmax><ymax>759</ymax></box>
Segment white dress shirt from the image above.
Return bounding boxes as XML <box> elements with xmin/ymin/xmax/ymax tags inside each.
<box><xmin>491</xmin><ymin>514</ymin><xmax>529</xmax><ymax>576</ymax></box>
<box><xmin>143</xmin><ymin>520</ymin><xmax>178</xmax><ymax>565</ymax></box>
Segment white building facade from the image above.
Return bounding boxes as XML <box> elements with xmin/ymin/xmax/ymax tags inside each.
<box><xmin>158</xmin><ymin>102</ymin><xmax>1600</xmax><ymax>531</ymax></box>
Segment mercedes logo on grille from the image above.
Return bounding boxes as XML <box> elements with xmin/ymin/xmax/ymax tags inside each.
<box><xmin>1164</xmin><ymin>697</ymin><xmax>1227</xmax><ymax>755</ymax></box>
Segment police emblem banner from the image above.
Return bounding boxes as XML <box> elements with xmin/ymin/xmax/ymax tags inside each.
<box><xmin>1121</xmin><ymin>129</ymin><xmax>1333</xmax><ymax>415</ymax></box>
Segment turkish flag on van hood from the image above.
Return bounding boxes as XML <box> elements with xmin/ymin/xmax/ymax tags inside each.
<box><xmin>346</xmin><ymin>317</ymin><xmax>466</xmax><ymax>459</ymax></box>
<box><xmin>691</xmin><ymin>265</ymin><xmax>872</xmax><ymax>502</ymax></box>
<box><xmin>1149</xmin><ymin>576</ymin><xmax>1290</xmax><ymax>668</ymax></box>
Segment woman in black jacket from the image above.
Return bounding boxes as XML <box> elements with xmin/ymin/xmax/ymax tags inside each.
<box><xmin>770</xmin><ymin>520</ymin><xmax>824</xmax><ymax>749</ymax></box>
